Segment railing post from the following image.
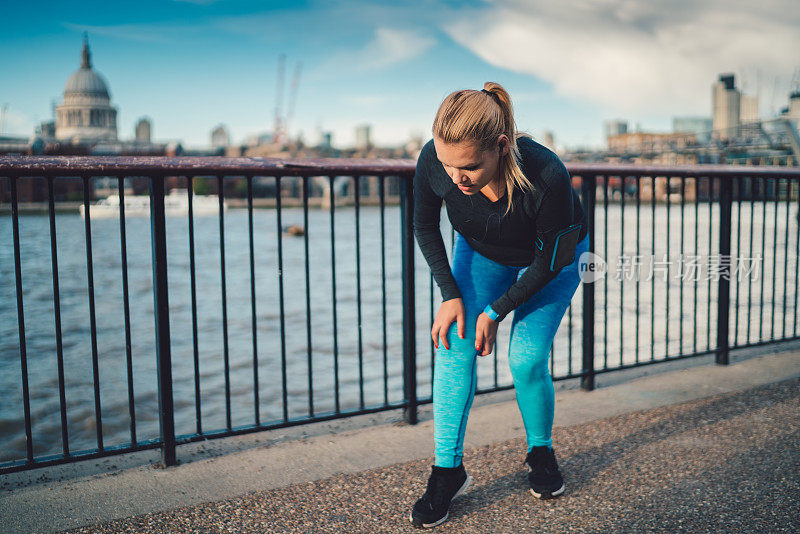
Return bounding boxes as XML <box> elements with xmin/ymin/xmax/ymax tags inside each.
<box><xmin>400</xmin><ymin>175</ymin><xmax>418</xmax><ymax>424</ymax></box>
<box><xmin>716</xmin><ymin>177</ymin><xmax>733</xmax><ymax>365</ymax></box>
<box><xmin>581</xmin><ymin>174</ymin><xmax>596</xmax><ymax>390</ymax></box>
<box><xmin>149</xmin><ymin>176</ymin><xmax>177</xmax><ymax>466</ymax></box>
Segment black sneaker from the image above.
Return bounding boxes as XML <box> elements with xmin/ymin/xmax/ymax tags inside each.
<box><xmin>410</xmin><ymin>464</ymin><xmax>472</xmax><ymax>528</ymax></box>
<box><xmin>525</xmin><ymin>445</ymin><xmax>565</xmax><ymax>499</ymax></box>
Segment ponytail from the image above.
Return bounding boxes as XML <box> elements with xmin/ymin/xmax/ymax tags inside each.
<box><xmin>433</xmin><ymin>81</ymin><xmax>533</xmax><ymax>216</ymax></box>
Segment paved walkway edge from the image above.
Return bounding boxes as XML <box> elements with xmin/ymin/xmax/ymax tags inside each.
<box><xmin>1</xmin><ymin>348</ymin><xmax>799</xmax><ymax>534</ymax></box>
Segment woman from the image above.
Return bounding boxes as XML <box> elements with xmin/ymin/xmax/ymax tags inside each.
<box><xmin>410</xmin><ymin>82</ymin><xmax>589</xmax><ymax>529</ymax></box>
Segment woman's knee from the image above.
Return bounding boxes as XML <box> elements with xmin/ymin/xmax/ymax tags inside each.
<box><xmin>508</xmin><ymin>345</ymin><xmax>552</xmax><ymax>383</ymax></box>
<box><xmin>436</xmin><ymin>321</ymin><xmax>479</xmax><ymax>361</ymax></box>
<box><xmin>446</xmin><ymin>308</ymin><xmax>483</xmax><ymax>338</ymax></box>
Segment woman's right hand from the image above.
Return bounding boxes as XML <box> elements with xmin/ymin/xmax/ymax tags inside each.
<box><xmin>431</xmin><ymin>298</ymin><xmax>465</xmax><ymax>350</ymax></box>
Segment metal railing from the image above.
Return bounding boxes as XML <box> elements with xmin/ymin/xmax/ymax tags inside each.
<box><xmin>0</xmin><ymin>156</ymin><xmax>798</xmax><ymax>474</ymax></box>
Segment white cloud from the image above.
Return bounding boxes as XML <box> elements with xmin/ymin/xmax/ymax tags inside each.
<box><xmin>318</xmin><ymin>27</ymin><xmax>436</xmax><ymax>73</ymax></box>
<box><xmin>355</xmin><ymin>27</ymin><xmax>436</xmax><ymax>69</ymax></box>
<box><xmin>442</xmin><ymin>0</ymin><xmax>800</xmax><ymax>116</ymax></box>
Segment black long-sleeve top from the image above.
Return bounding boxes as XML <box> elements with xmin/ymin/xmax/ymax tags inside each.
<box><xmin>413</xmin><ymin>136</ymin><xmax>588</xmax><ymax>321</ymax></box>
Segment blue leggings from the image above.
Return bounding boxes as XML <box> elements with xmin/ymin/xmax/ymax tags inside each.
<box><xmin>433</xmin><ymin>232</ymin><xmax>590</xmax><ymax>467</ymax></box>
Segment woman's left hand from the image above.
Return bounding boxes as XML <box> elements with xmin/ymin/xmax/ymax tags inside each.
<box><xmin>475</xmin><ymin>312</ymin><xmax>498</xmax><ymax>356</ymax></box>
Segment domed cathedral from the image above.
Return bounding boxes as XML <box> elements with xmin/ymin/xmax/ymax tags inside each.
<box><xmin>55</xmin><ymin>34</ymin><xmax>118</xmax><ymax>142</ymax></box>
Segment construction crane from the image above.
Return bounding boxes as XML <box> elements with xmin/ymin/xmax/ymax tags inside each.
<box><xmin>273</xmin><ymin>54</ymin><xmax>286</xmax><ymax>146</ymax></box>
<box><xmin>272</xmin><ymin>55</ymin><xmax>302</xmax><ymax>147</ymax></box>
<box><xmin>285</xmin><ymin>61</ymin><xmax>303</xmax><ymax>143</ymax></box>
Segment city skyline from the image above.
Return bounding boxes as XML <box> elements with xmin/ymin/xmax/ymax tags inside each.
<box><xmin>1</xmin><ymin>0</ymin><xmax>798</xmax><ymax>150</ymax></box>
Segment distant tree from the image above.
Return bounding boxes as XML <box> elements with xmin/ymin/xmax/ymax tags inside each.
<box><xmin>233</xmin><ymin>178</ymin><xmax>248</xmax><ymax>198</ymax></box>
<box><xmin>192</xmin><ymin>177</ymin><xmax>213</xmax><ymax>195</ymax></box>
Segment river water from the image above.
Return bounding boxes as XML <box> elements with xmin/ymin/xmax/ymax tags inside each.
<box><xmin>1</xmin><ymin>200</ymin><xmax>797</xmax><ymax>463</ymax></box>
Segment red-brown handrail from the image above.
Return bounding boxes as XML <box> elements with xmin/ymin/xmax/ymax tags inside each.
<box><xmin>0</xmin><ymin>155</ymin><xmax>798</xmax><ymax>178</ymax></box>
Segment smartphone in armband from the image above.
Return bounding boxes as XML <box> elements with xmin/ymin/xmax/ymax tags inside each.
<box><xmin>547</xmin><ymin>223</ymin><xmax>583</xmax><ymax>272</ymax></box>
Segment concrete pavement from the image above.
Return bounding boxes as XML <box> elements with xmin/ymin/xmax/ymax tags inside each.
<box><xmin>1</xmin><ymin>345</ymin><xmax>799</xmax><ymax>533</ymax></box>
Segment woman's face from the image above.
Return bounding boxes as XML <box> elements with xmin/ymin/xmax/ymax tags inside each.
<box><xmin>433</xmin><ymin>135</ymin><xmax>508</xmax><ymax>196</ymax></box>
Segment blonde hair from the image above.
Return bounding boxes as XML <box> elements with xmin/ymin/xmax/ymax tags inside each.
<box><xmin>432</xmin><ymin>81</ymin><xmax>533</xmax><ymax>215</ymax></box>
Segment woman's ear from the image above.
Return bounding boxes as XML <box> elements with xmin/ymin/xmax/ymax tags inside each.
<box><xmin>498</xmin><ymin>134</ymin><xmax>510</xmax><ymax>157</ymax></box>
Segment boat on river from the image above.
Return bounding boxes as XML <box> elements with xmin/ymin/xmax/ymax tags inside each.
<box><xmin>79</xmin><ymin>189</ymin><xmax>226</xmax><ymax>219</ymax></box>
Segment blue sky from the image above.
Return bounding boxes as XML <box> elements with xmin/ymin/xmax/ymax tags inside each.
<box><xmin>1</xmin><ymin>0</ymin><xmax>798</xmax><ymax>150</ymax></box>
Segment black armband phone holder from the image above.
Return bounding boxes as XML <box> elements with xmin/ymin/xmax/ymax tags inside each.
<box><xmin>535</xmin><ymin>223</ymin><xmax>583</xmax><ymax>272</ymax></box>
